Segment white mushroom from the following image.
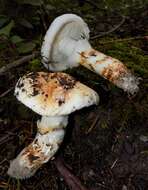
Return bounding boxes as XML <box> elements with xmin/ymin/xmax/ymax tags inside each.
<box><xmin>8</xmin><ymin>72</ymin><xmax>99</xmax><ymax>179</ymax></box>
<box><xmin>41</xmin><ymin>14</ymin><xmax>139</xmax><ymax>95</ymax></box>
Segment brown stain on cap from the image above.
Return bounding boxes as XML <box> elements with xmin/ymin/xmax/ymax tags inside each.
<box><xmin>17</xmin><ymin>72</ymin><xmax>77</xmax><ymax>107</ymax></box>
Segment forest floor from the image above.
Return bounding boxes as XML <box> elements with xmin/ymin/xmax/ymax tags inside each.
<box><xmin>0</xmin><ymin>3</ymin><xmax>148</xmax><ymax>190</ymax></box>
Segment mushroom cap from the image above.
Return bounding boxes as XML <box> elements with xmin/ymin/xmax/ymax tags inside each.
<box><xmin>41</xmin><ymin>14</ymin><xmax>91</xmax><ymax>71</ymax></box>
<box><xmin>15</xmin><ymin>72</ymin><xmax>99</xmax><ymax>116</ymax></box>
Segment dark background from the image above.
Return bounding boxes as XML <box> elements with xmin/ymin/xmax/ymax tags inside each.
<box><xmin>0</xmin><ymin>0</ymin><xmax>148</xmax><ymax>189</ymax></box>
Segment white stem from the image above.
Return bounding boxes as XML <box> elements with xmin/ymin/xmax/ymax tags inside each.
<box><xmin>79</xmin><ymin>49</ymin><xmax>139</xmax><ymax>95</ymax></box>
<box><xmin>8</xmin><ymin>115</ymin><xmax>68</xmax><ymax>179</ymax></box>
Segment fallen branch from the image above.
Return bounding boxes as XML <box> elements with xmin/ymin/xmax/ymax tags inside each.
<box><xmin>98</xmin><ymin>36</ymin><xmax>146</xmax><ymax>44</ymax></box>
<box><xmin>90</xmin><ymin>16</ymin><xmax>126</xmax><ymax>40</ymax></box>
<box><xmin>85</xmin><ymin>0</ymin><xmax>106</xmax><ymax>11</ymax></box>
<box><xmin>54</xmin><ymin>156</ymin><xmax>88</xmax><ymax>190</ymax></box>
<box><xmin>0</xmin><ymin>51</ymin><xmax>39</xmax><ymax>75</ymax></box>
<box><xmin>0</xmin><ymin>127</ymin><xmax>18</xmax><ymax>145</ymax></box>
<box><xmin>0</xmin><ymin>87</ymin><xmax>14</xmax><ymax>98</ymax></box>
<box><xmin>85</xmin><ymin>115</ymin><xmax>100</xmax><ymax>135</ymax></box>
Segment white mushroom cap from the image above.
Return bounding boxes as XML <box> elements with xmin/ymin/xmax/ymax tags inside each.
<box><xmin>41</xmin><ymin>14</ymin><xmax>91</xmax><ymax>71</ymax></box>
<box><xmin>15</xmin><ymin>72</ymin><xmax>99</xmax><ymax>116</ymax></box>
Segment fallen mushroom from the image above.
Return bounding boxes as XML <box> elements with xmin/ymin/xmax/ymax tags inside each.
<box><xmin>41</xmin><ymin>14</ymin><xmax>139</xmax><ymax>95</ymax></box>
<box><xmin>8</xmin><ymin>72</ymin><xmax>99</xmax><ymax>179</ymax></box>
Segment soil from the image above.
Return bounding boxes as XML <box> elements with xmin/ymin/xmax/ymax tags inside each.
<box><xmin>0</xmin><ymin>2</ymin><xmax>148</xmax><ymax>190</ymax></box>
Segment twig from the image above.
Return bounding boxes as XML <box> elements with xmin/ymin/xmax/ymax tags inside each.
<box><xmin>85</xmin><ymin>115</ymin><xmax>100</xmax><ymax>135</ymax></box>
<box><xmin>0</xmin><ymin>120</ymin><xmax>31</xmax><ymax>145</ymax></box>
<box><xmin>40</xmin><ymin>6</ymin><xmax>48</xmax><ymax>31</ymax></box>
<box><xmin>54</xmin><ymin>156</ymin><xmax>88</xmax><ymax>190</ymax></box>
<box><xmin>0</xmin><ymin>51</ymin><xmax>39</xmax><ymax>75</ymax></box>
<box><xmin>0</xmin><ymin>87</ymin><xmax>14</xmax><ymax>98</ymax></box>
<box><xmin>96</xmin><ymin>182</ymin><xmax>109</xmax><ymax>189</ymax></box>
<box><xmin>0</xmin><ymin>158</ymin><xmax>8</xmax><ymax>165</ymax></box>
<box><xmin>0</xmin><ymin>127</ymin><xmax>17</xmax><ymax>145</ymax></box>
<box><xmin>0</xmin><ymin>134</ymin><xmax>14</xmax><ymax>145</ymax></box>
<box><xmin>98</xmin><ymin>36</ymin><xmax>146</xmax><ymax>44</ymax></box>
<box><xmin>90</xmin><ymin>16</ymin><xmax>126</xmax><ymax>40</ymax></box>
<box><xmin>85</xmin><ymin>0</ymin><xmax>106</xmax><ymax>11</ymax></box>
<box><xmin>110</xmin><ymin>158</ymin><xmax>118</xmax><ymax>169</ymax></box>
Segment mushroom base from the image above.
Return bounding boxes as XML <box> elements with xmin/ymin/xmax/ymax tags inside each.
<box><xmin>8</xmin><ymin>115</ymin><xmax>68</xmax><ymax>179</ymax></box>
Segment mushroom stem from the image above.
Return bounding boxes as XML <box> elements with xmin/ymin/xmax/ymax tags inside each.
<box><xmin>79</xmin><ymin>49</ymin><xmax>139</xmax><ymax>95</ymax></box>
<box><xmin>8</xmin><ymin>115</ymin><xmax>68</xmax><ymax>179</ymax></box>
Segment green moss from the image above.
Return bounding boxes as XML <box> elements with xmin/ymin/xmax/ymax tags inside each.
<box><xmin>93</xmin><ymin>38</ymin><xmax>148</xmax><ymax>78</ymax></box>
<box><xmin>27</xmin><ymin>58</ymin><xmax>43</xmax><ymax>71</ymax></box>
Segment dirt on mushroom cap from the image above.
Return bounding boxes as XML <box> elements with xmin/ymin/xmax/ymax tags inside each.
<box><xmin>15</xmin><ymin>72</ymin><xmax>99</xmax><ymax>116</ymax></box>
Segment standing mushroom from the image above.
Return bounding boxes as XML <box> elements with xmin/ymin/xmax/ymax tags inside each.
<box><xmin>41</xmin><ymin>14</ymin><xmax>139</xmax><ymax>95</ymax></box>
<box><xmin>8</xmin><ymin>72</ymin><xmax>99</xmax><ymax>179</ymax></box>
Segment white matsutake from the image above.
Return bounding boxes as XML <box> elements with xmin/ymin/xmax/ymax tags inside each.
<box><xmin>41</xmin><ymin>14</ymin><xmax>139</xmax><ymax>95</ymax></box>
<box><xmin>8</xmin><ymin>72</ymin><xmax>99</xmax><ymax>179</ymax></box>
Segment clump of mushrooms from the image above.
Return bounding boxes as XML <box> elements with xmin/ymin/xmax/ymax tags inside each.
<box><xmin>41</xmin><ymin>14</ymin><xmax>140</xmax><ymax>95</ymax></box>
<box><xmin>8</xmin><ymin>72</ymin><xmax>99</xmax><ymax>179</ymax></box>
